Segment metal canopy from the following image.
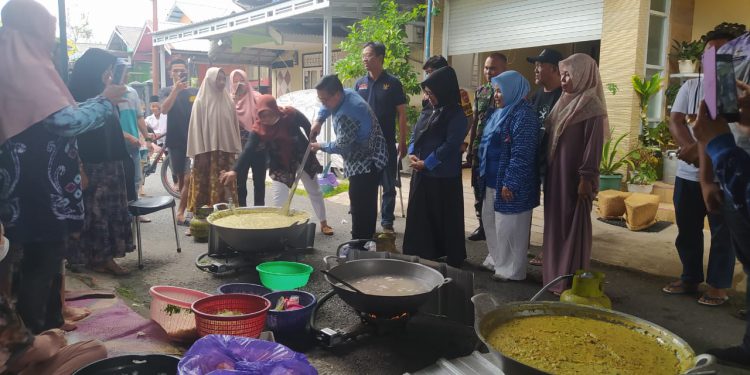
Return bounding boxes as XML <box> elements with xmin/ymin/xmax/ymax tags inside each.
<box><xmin>152</xmin><ymin>0</ymin><xmax>331</xmax><ymax>46</ymax></box>
<box><xmin>152</xmin><ymin>0</ymin><xmax>422</xmax><ymax>46</ymax></box>
<box><xmin>207</xmin><ymin>42</ymin><xmax>284</xmax><ymax>65</ymax></box>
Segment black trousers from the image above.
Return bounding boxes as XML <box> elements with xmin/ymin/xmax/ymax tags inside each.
<box><xmin>237</xmin><ymin>149</ymin><xmax>267</xmax><ymax>207</ymax></box>
<box><xmin>471</xmin><ymin>165</ymin><xmax>483</xmax><ymax>222</ymax></box>
<box><xmin>349</xmin><ymin>169</ymin><xmax>380</xmax><ymax>240</ymax></box>
<box><xmin>16</xmin><ymin>240</ymin><xmax>66</xmax><ymax>334</ymax></box>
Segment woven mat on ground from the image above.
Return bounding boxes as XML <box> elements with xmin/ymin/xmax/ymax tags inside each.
<box><xmin>66</xmin><ymin>297</ymin><xmax>182</xmax><ymax>357</ymax></box>
<box><xmin>596</xmin><ymin>217</ymin><xmax>672</xmax><ymax>233</ymax></box>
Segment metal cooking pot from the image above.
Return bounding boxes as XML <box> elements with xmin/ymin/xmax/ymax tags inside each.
<box><xmin>73</xmin><ymin>354</ymin><xmax>179</xmax><ymax>375</ymax></box>
<box><xmin>323</xmin><ymin>257</ymin><xmax>452</xmax><ymax>316</ymax></box>
<box><xmin>472</xmin><ymin>293</ymin><xmax>717</xmax><ymax>375</ymax></box>
<box><xmin>206</xmin><ymin>206</ymin><xmax>310</xmax><ymax>253</ymax></box>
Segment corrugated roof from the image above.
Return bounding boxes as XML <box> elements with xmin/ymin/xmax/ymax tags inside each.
<box><xmin>166</xmin><ymin>0</ymin><xmax>243</xmax><ymax>23</ymax></box>
<box><xmin>115</xmin><ymin>26</ymin><xmax>144</xmax><ymax>50</ymax></box>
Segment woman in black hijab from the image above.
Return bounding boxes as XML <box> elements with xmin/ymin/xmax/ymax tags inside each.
<box><xmin>402</xmin><ymin>66</ymin><xmax>468</xmax><ymax>267</ymax></box>
<box><xmin>67</xmin><ymin>48</ymin><xmax>134</xmax><ymax>275</ymax></box>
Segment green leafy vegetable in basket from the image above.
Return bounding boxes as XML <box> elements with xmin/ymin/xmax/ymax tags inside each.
<box><xmin>164</xmin><ymin>304</ymin><xmax>191</xmax><ymax>316</ymax></box>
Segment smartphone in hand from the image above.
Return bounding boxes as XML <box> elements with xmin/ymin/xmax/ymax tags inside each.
<box><xmin>112</xmin><ymin>58</ymin><xmax>129</xmax><ymax>85</ymax></box>
<box><xmin>703</xmin><ymin>45</ymin><xmax>740</xmax><ymax>122</ymax></box>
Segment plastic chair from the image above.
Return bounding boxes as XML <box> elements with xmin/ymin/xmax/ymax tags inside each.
<box><xmin>128</xmin><ymin>196</ymin><xmax>181</xmax><ymax>269</ymax></box>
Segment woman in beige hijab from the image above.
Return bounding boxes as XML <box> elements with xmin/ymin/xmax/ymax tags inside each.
<box><xmin>186</xmin><ymin>67</ymin><xmax>242</xmax><ymax>213</ymax></box>
<box><xmin>542</xmin><ymin>53</ymin><xmax>607</xmax><ymax>294</ymax></box>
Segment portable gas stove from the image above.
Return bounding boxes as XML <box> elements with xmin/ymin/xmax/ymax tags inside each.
<box><xmin>311</xmin><ymin>246</ymin><xmax>476</xmax><ymax>349</ymax></box>
<box><xmin>194</xmin><ymin>221</ymin><xmax>316</xmax><ymax>276</ymax></box>
<box><xmin>313</xmin><ymin>292</ymin><xmax>414</xmax><ymax>347</ymax></box>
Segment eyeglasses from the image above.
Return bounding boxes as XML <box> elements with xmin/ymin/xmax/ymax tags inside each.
<box><xmin>318</xmin><ymin>92</ymin><xmax>336</xmax><ymax>105</ymax></box>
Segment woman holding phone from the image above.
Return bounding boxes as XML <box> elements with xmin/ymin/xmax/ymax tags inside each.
<box><xmin>0</xmin><ymin>0</ymin><xmax>126</xmax><ymax>333</ymax></box>
<box><xmin>67</xmin><ymin>48</ymin><xmax>135</xmax><ymax>276</ymax></box>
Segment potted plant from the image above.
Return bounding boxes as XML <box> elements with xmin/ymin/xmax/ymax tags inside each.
<box><xmin>600</xmin><ymin>130</ymin><xmax>638</xmax><ymax>191</ymax></box>
<box><xmin>639</xmin><ymin>121</ymin><xmax>678</xmax><ymax>182</ymax></box>
<box><xmin>632</xmin><ymin>73</ymin><xmax>663</xmax><ymax>129</ymax></box>
<box><xmin>670</xmin><ymin>39</ymin><xmax>705</xmax><ymax>74</ymax></box>
<box><xmin>627</xmin><ymin>148</ymin><xmax>659</xmax><ymax>194</ymax></box>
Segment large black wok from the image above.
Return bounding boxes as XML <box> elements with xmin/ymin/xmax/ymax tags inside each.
<box><xmin>206</xmin><ymin>206</ymin><xmax>310</xmax><ymax>253</ymax></box>
<box><xmin>322</xmin><ymin>257</ymin><xmax>451</xmax><ymax>316</ymax></box>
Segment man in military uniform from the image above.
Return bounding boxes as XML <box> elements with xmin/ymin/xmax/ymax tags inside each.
<box><xmin>467</xmin><ymin>53</ymin><xmax>507</xmax><ymax>241</ymax></box>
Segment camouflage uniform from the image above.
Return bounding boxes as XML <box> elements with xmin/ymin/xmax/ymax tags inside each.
<box><xmin>471</xmin><ymin>83</ymin><xmax>495</xmax><ymax>213</ymax></box>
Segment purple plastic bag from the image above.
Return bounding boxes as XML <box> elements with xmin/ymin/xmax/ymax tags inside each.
<box><xmin>178</xmin><ymin>334</ymin><xmax>317</xmax><ymax>375</ymax></box>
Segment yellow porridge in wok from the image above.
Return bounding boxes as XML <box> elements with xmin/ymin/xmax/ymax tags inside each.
<box><xmin>487</xmin><ymin>315</ymin><xmax>681</xmax><ymax>375</ymax></box>
<box><xmin>213</xmin><ymin>211</ymin><xmax>308</xmax><ymax>229</ymax></box>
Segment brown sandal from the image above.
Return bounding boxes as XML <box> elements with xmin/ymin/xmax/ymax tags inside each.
<box><xmin>321</xmin><ymin>224</ymin><xmax>334</xmax><ymax>236</ymax></box>
<box><xmin>91</xmin><ymin>259</ymin><xmax>131</xmax><ymax>276</ymax></box>
<box><xmin>529</xmin><ymin>255</ymin><xmax>543</xmax><ymax>266</ymax></box>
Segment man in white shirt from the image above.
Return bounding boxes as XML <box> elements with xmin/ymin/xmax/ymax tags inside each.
<box><xmin>144</xmin><ymin>95</ymin><xmax>167</xmax><ymax>146</ymax></box>
<box><xmin>663</xmin><ymin>73</ymin><xmax>734</xmax><ymax>305</ymax></box>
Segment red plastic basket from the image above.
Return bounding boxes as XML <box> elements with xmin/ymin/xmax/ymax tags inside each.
<box><xmin>191</xmin><ymin>294</ymin><xmax>271</xmax><ymax>338</ymax></box>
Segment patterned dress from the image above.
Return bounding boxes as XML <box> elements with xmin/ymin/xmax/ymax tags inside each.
<box><xmin>67</xmin><ymin>112</ymin><xmax>134</xmax><ymax>267</ymax></box>
<box><xmin>0</xmin><ymin>97</ymin><xmax>114</xmax><ymax>243</ymax></box>
<box><xmin>68</xmin><ymin>160</ymin><xmax>134</xmax><ymax>266</ymax></box>
<box><xmin>188</xmin><ymin>151</ymin><xmax>239</xmax><ymax>212</ymax></box>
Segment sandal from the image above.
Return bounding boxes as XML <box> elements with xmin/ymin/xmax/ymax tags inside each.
<box><xmin>662</xmin><ymin>280</ymin><xmax>699</xmax><ymax>295</ymax></box>
<box><xmin>321</xmin><ymin>224</ymin><xmax>334</xmax><ymax>236</ymax></box>
<box><xmin>177</xmin><ymin>218</ymin><xmax>191</xmax><ymax>226</ymax></box>
<box><xmin>63</xmin><ymin>305</ymin><xmax>91</xmax><ymax>322</ymax></box>
<box><xmin>698</xmin><ymin>293</ymin><xmax>729</xmax><ymax>307</ymax></box>
<box><xmin>139</xmin><ymin>216</ymin><xmax>152</xmax><ymax>223</ymax></box>
<box><xmin>529</xmin><ymin>255</ymin><xmax>543</xmax><ymax>266</ymax></box>
<box><xmin>91</xmin><ymin>259</ymin><xmax>131</xmax><ymax>276</ymax></box>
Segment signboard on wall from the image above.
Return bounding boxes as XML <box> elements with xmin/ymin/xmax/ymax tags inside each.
<box><xmin>302</xmin><ymin>50</ymin><xmax>346</xmax><ymax>68</ymax></box>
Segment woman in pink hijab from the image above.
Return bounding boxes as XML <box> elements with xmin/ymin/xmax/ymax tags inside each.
<box><xmin>230</xmin><ymin>69</ymin><xmax>268</xmax><ymax>207</ymax></box>
<box><xmin>0</xmin><ymin>0</ymin><xmax>125</xmax><ymax>334</ymax></box>
<box><xmin>542</xmin><ymin>53</ymin><xmax>607</xmax><ymax>294</ymax></box>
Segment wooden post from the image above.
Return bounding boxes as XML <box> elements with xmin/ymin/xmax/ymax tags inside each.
<box><xmin>151</xmin><ymin>0</ymin><xmax>160</xmax><ymax>95</ymax></box>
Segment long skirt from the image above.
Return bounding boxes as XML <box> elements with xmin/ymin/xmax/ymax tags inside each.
<box><xmin>188</xmin><ymin>151</ymin><xmax>238</xmax><ymax>212</ymax></box>
<box><xmin>68</xmin><ymin>160</ymin><xmax>133</xmax><ymax>266</ymax></box>
<box><xmin>402</xmin><ymin>173</ymin><xmax>465</xmax><ymax>267</ymax></box>
<box><xmin>482</xmin><ymin>187</ymin><xmax>532</xmax><ymax>280</ymax></box>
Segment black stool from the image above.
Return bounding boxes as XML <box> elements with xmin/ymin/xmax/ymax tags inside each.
<box><xmin>128</xmin><ymin>196</ymin><xmax>181</xmax><ymax>269</ymax></box>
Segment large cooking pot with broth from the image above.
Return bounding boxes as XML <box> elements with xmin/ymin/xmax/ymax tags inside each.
<box><xmin>206</xmin><ymin>206</ymin><xmax>310</xmax><ymax>253</ymax></box>
<box><xmin>472</xmin><ymin>293</ymin><xmax>717</xmax><ymax>375</ymax></box>
<box><xmin>322</xmin><ymin>257</ymin><xmax>451</xmax><ymax>316</ymax></box>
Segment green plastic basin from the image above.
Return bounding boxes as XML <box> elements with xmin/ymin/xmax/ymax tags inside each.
<box><xmin>256</xmin><ymin>261</ymin><xmax>313</xmax><ymax>291</ymax></box>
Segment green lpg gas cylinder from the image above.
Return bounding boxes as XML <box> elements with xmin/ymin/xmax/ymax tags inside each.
<box><xmin>559</xmin><ymin>270</ymin><xmax>612</xmax><ymax>309</ymax></box>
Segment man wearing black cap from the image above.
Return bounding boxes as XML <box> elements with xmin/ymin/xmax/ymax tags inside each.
<box><xmin>526</xmin><ymin>48</ymin><xmax>563</xmax><ymax>267</ymax></box>
<box><xmin>527</xmin><ymin>49</ymin><xmax>564</xmax><ymax>124</ymax></box>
